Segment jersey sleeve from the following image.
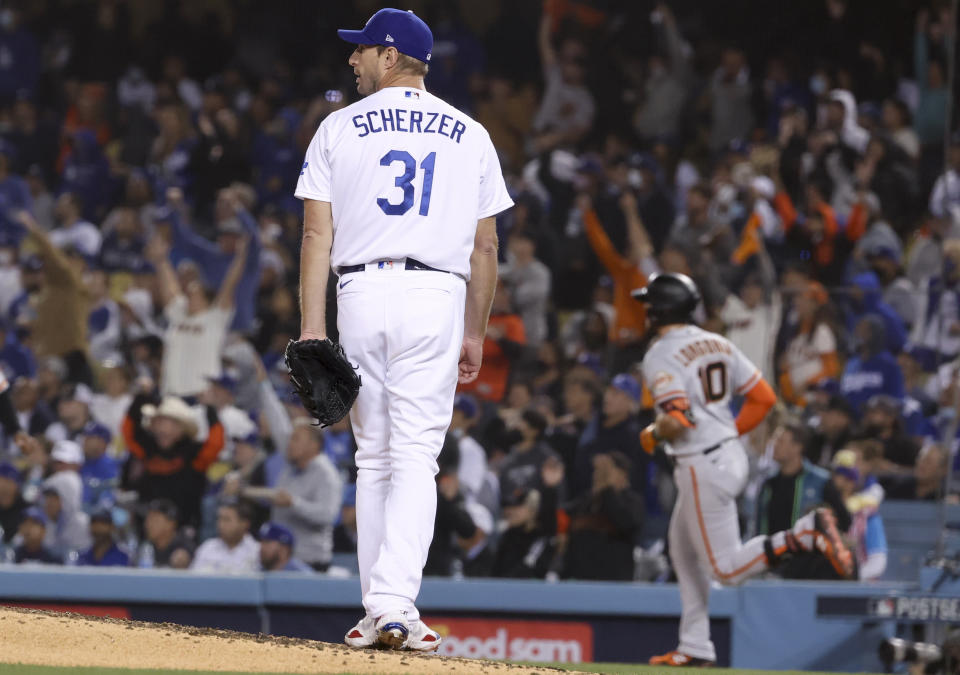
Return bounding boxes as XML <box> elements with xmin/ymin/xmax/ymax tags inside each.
<box><xmin>477</xmin><ymin>130</ymin><xmax>514</xmax><ymax>219</ymax></box>
<box><xmin>730</xmin><ymin>342</ymin><xmax>763</xmax><ymax>396</ymax></box>
<box><xmin>294</xmin><ymin>119</ymin><xmax>332</xmax><ymax>202</ymax></box>
<box><xmin>641</xmin><ymin>351</ymin><xmax>688</xmax><ymax>408</ymax></box>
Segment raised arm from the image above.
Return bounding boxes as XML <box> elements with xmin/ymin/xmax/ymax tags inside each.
<box><xmin>460</xmin><ymin>217</ymin><xmax>499</xmax><ymax>384</ymax></box>
<box><xmin>298</xmin><ymin>199</ymin><xmax>333</xmax><ymax>340</ymax></box>
<box><xmin>16</xmin><ymin>211</ymin><xmax>77</xmax><ymax>287</ymax></box>
<box><xmin>145</xmin><ymin>236</ymin><xmax>181</xmax><ymax>309</ymax></box>
<box><xmin>165</xmin><ymin>188</ymin><xmax>218</xmax><ymax>266</ymax></box>
<box><xmin>621</xmin><ymin>191</ymin><xmax>654</xmax><ymax>266</ymax></box>
<box><xmin>214</xmin><ymin>235</ymin><xmax>250</xmax><ymax>310</ymax></box>
<box><xmin>538</xmin><ymin>7</ymin><xmax>557</xmax><ymax>73</ymax></box>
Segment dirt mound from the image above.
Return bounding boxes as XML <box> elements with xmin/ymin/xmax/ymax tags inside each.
<box><xmin>0</xmin><ymin>607</ymin><xmax>578</xmax><ymax>674</ymax></box>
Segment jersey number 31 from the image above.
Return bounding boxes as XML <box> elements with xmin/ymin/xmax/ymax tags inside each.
<box><xmin>378</xmin><ymin>149</ymin><xmax>436</xmax><ymax>216</ymax></box>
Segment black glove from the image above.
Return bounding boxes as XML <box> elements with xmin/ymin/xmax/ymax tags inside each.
<box><xmin>285</xmin><ymin>339</ymin><xmax>361</xmax><ymax>427</ymax></box>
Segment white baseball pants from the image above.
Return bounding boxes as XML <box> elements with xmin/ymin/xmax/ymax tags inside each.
<box><xmin>336</xmin><ymin>266</ymin><xmax>465</xmax><ymax>622</ymax></box>
<box><xmin>668</xmin><ymin>441</ymin><xmax>796</xmax><ymax>662</ymax></box>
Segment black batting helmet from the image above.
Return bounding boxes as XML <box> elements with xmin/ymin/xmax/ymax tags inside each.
<box><xmin>631</xmin><ymin>273</ymin><xmax>701</xmax><ymax>326</ymax></box>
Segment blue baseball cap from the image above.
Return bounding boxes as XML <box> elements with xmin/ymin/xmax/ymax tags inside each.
<box><xmin>0</xmin><ymin>462</ymin><xmax>21</xmax><ymax>484</ymax></box>
<box><xmin>337</xmin><ymin>8</ymin><xmax>433</xmax><ymax>64</ymax></box>
<box><xmin>453</xmin><ymin>393</ymin><xmax>478</xmax><ymax>419</ymax></box>
<box><xmin>82</xmin><ymin>421</ymin><xmax>113</xmax><ymax>444</ymax></box>
<box><xmin>23</xmin><ymin>506</ymin><xmax>47</xmax><ymax>527</ymax></box>
<box><xmin>207</xmin><ymin>373</ymin><xmax>238</xmax><ymax>394</ymax></box>
<box><xmin>610</xmin><ymin>373</ymin><xmax>641</xmax><ymax>403</ymax></box>
<box><xmin>259</xmin><ymin>522</ymin><xmax>295</xmax><ymax>548</ymax></box>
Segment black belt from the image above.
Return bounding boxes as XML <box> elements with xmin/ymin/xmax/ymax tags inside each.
<box><xmin>702</xmin><ymin>442</ymin><xmax>723</xmax><ymax>456</ymax></box>
<box><xmin>337</xmin><ymin>258</ymin><xmax>448</xmax><ymax>275</ymax></box>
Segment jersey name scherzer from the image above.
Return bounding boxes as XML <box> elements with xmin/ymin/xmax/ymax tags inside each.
<box><xmin>295</xmin><ymin>87</ymin><xmax>513</xmax><ymax>279</ymax></box>
<box><xmin>641</xmin><ymin>325</ymin><xmax>761</xmax><ymax>456</ymax></box>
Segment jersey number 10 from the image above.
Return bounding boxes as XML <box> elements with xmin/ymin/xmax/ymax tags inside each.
<box><xmin>698</xmin><ymin>362</ymin><xmax>727</xmax><ymax>402</ymax></box>
<box><xmin>378</xmin><ymin>149</ymin><xmax>436</xmax><ymax>216</ymax></box>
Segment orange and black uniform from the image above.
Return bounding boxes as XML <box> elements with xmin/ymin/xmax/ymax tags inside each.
<box><xmin>458</xmin><ymin>312</ymin><xmax>527</xmax><ymax>403</ymax></box>
<box><xmin>122</xmin><ymin>394</ymin><xmax>224</xmax><ymax>528</ymax></box>
<box><xmin>582</xmin><ymin>207</ymin><xmax>647</xmax><ymax>345</ymax></box>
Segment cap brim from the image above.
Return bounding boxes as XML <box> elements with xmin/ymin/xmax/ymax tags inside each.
<box><xmin>337</xmin><ymin>29</ymin><xmax>370</xmax><ymax>45</ymax></box>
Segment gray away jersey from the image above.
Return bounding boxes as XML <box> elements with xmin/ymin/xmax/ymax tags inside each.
<box><xmin>641</xmin><ymin>325</ymin><xmax>761</xmax><ymax>456</ymax></box>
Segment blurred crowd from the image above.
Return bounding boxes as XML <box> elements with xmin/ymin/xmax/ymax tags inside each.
<box><xmin>0</xmin><ymin>0</ymin><xmax>955</xmax><ymax>583</ymax></box>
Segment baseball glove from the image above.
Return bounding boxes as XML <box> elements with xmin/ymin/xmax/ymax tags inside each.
<box><xmin>285</xmin><ymin>338</ymin><xmax>361</xmax><ymax>427</ymax></box>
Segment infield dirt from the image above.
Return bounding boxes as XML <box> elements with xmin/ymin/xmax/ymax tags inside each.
<box><xmin>0</xmin><ymin>607</ymin><xmax>578</xmax><ymax>674</ymax></box>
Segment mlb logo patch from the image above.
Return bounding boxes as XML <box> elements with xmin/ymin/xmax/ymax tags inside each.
<box><xmin>405</xmin><ymin>91</ymin><xmax>420</xmax><ymax>99</ymax></box>
<box><xmin>377</xmin><ymin>261</ymin><xmax>394</xmax><ymax>270</ymax></box>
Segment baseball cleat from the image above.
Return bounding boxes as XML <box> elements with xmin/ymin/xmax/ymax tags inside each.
<box><xmin>812</xmin><ymin>507</ymin><xmax>855</xmax><ymax>579</ymax></box>
<box><xmin>403</xmin><ymin>620</ymin><xmax>442</xmax><ymax>652</ymax></box>
<box><xmin>344</xmin><ymin>615</ymin><xmax>377</xmax><ymax>649</ymax></box>
<box><xmin>649</xmin><ymin>651</ymin><xmax>715</xmax><ymax>667</ymax></box>
<box><xmin>375</xmin><ymin>612</ymin><xmax>409</xmax><ymax>650</ymax></box>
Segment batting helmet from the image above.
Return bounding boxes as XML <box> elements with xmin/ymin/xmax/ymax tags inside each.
<box><xmin>631</xmin><ymin>273</ymin><xmax>701</xmax><ymax>326</ymax></box>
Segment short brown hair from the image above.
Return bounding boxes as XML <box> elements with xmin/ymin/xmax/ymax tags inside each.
<box><xmin>375</xmin><ymin>44</ymin><xmax>429</xmax><ymax>77</ymax></box>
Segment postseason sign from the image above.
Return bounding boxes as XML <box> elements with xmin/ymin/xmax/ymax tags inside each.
<box><xmin>818</xmin><ymin>595</ymin><xmax>960</xmax><ymax>622</ymax></box>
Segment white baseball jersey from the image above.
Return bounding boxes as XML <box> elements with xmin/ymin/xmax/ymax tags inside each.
<box><xmin>295</xmin><ymin>87</ymin><xmax>513</xmax><ymax>278</ymax></box>
<box><xmin>641</xmin><ymin>325</ymin><xmax>761</xmax><ymax>455</ymax></box>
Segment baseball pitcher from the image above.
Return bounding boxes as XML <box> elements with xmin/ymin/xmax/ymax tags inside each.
<box><xmin>634</xmin><ymin>273</ymin><xmax>854</xmax><ymax>667</ymax></box>
<box><xmin>294</xmin><ymin>8</ymin><xmax>512</xmax><ymax>652</ymax></box>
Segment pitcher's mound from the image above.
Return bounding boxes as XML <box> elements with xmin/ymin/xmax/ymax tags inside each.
<box><xmin>0</xmin><ymin>607</ymin><xmax>575</xmax><ymax>674</ymax></box>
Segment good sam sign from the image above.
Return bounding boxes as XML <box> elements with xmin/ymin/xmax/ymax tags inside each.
<box><xmin>422</xmin><ymin>617</ymin><xmax>594</xmax><ymax>662</ymax></box>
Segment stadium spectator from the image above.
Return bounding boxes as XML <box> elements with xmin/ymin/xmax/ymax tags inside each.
<box><xmin>571</xmin><ymin>373</ymin><xmax>645</xmax><ymax>498</ymax></box>
<box><xmin>88</xmin><ymin>363</ymin><xmax>133</xmax><ymax>442</ymax></box>
<box><xmin>11</xmin><ymin>377</ymin><xmax>52</xmax><ymax>438</ymax></box>
<box><xmin>147</xmin><ymin>234</ymin><xmax>247</xmax><ymax>399</ymax></box>
<box><xmin>778</xmin><ymin>282</ymin><xmax>840</xmax><ymax>406</ymax></box>
<box><xmin>562</xmin><ymin>452</ymin><xmax>644</xmax><ymax>581</ymax></box>
<box><xmin>77</xmin><ymin>508</ymin><xmax>130</xmax><ymax>567</ymax></box>
<box><xmin>831</xmin><ymin>450</ymin><xmax>887</xmax><ymax>581</ymax></box>
<box><xmin>855</xmin><ymin>395</ymin><xmax>921</xmax><ymax>471</ymax></box>
<box><xmin>534</xmin><ymin>7</ymin><xmax>595</xmax><ymax>149</ymax></box>
<box><xmin>846</xmin><ymin>272</ymin><xmax>907</xmax><ymax>355</ymax></box>
<box><xmin>500</xmin><ymin>230</ymin><xmax>551</xmax><ymax>347</ymax></box>
<box><xmin>0</xmin><ymin>462</ymin><xmax>26</xmax><ymax>543</ymax></box>
<box><xmin>806</xmin><ymin>395</ymin><xmax>856</xmax><ymax>467</ymax></box>
<box><xmin>165</xmin><ymin>186</ymin><xmax>262</xmax><ymax>333</ymax></box>
<box><xmin>492</xmin><ymin>459</ymin><xmax>562</xmax><ymax>579</ymax></box>
<box><xmin>14</xmin><ymin>507</ymin><xmax>59</xmax><ymax>564</ymax></box>
<box><xmin>908</xmin><ymin>239</ymin><xmax>960</xmax><ymax>372</ymax></box>
<box><xmin>14</xmin><ymin>211</ymin><xmax>92</xmax><ymax>385</ymax></box>
<box><xmin>121</xmin><ymin>393</ymin><xmax>224</xmax><ymax>528</ymax></box>
<box><xmin>42</xmin><ymin>440</ymin><xmax>91</xmax><ymax>558</ymax></box>
<box><xmin>449</xmin><ymin>394</ymin><xmax>498</xmax><ymax>520</ymax></box>
<box><xmin>880</xmin><ymin>443</ymin><xmax>948</xmax><ymax>501</ymax></box>
<box><xmin>49</xmin><ymin>192</ymin><xmax>101</xmax><ymax>258</ymax></box>
<box><xmin>756</xmin><ymin>422</ymin><xmax>850</xmax><ymax>537</ymax></box>
<box><xmin>191</xmin><ymin>501</ymin><xmax>259</xmax><ymax>574</ymax></box>
<box><xmin>840</xmin><ymin>316</ymin><xmax>905</xmax><ymax>414</ymax></box>
<box><xmin>425</xmin><ymin>470</ymin><xmax>478</xmax><ymax>577</ymax></box>
<box><xmin>458</xmin><ymin>280</ymin><xmax>526</xmax><ymax>403</ymax></box>
<box><xmin>78</xmin><ymin>421</ymin><xmax>118</xmax><ymax>507</ymax></box>
<box><xmin>45</xmin><ymin>382</ymin><xmax>94</xmax><ymax>443</ymax></box>
<box><xmin>270</xmin><ymin>420</ymin><xmax>342</xmax><ymax>572</ymax></box>
<box><xmin>137</xmin><ymin>499</ymin><xmax>194</xmax><ymax>569</ymax></box>
<box><xmin>258</xmin><ymin>522</ymin><xmax>312</xmax><ymax>573</ymax></box>
<box><xmin>581</xmin><ymin>192</ymin><xmax>651</xmax><ymax>356</ymax></box>
<box><xmin>498</xmin><ymin>409</ymin><xmax>559</xmax><ymax>505</ymax></box>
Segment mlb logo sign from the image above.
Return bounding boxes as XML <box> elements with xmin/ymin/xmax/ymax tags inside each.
<box><xmin>405</xmin><ymin>91</ymin><xmax>420</xmax><ymax>99</ymax></box>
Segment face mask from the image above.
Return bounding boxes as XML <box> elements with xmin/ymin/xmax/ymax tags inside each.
<box><xmin>809</xmin><ymin>75</ymin><xmax>827</xmax><ymax>96</ymax></box>
<box><xmin>628</xmin><ymin>169</ymin><xmax>643</xmax><ymax>189</ymax></box>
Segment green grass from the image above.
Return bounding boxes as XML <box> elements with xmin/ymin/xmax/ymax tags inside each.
<box><xmin>544</xmin><ymin>665</ymin><xmax>878</xmax><ymax>675</ymax></box>
<box><xmin>0</xmin><ymin>663</ymin><xmax>883</xmax><ymax>675</ymax></box>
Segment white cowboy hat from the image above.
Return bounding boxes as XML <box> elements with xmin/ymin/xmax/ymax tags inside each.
<box><xmin>142</xmin><ymin>396</ymin><xmax>199</xmax><ymax>439</ymax></box>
